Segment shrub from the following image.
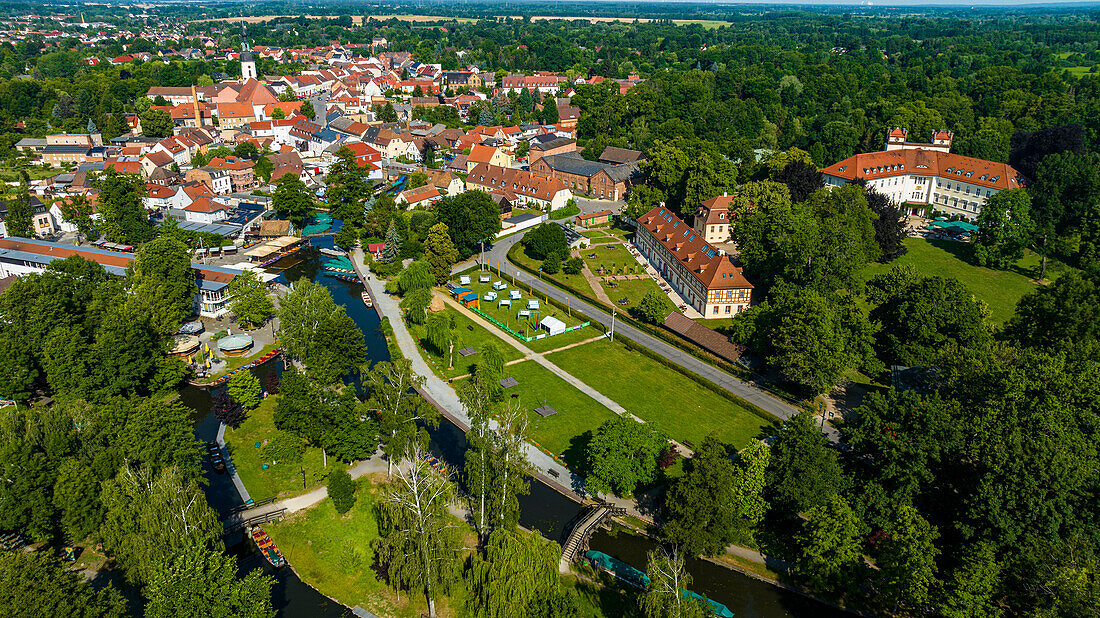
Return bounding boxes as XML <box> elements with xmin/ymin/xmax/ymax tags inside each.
<box><xmin>522</xmin><ymin>223</ymin><xmax>568</xmax><ymax>260</ymax></box>
<box><xmin>261</xmin><ymin>431</ymin><xmax>306</xmax><ymax>465</ymax></box>
<box><xmin>542</xmin><ymin>252</ymin><xmax>562</xmax><ymax>274</ymax></box>
<box><xmin>563</xmin><ymin>257</ymin><xmax>584</xmax><ymax>275</ymax></box>
<box><xmin>328</xmin><ymin>468</ymin><xmax>356</xmax><ymax>514</ymax></box>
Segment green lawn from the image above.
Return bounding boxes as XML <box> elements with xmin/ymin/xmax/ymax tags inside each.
<box><xmin>408</xmin><ymin>306</ymin><xmax>524</xmax><ymax>378</ymax></box>
<box><xmin>267</xmin><ymin>477</ymin><xmax>473</xmax><ymax>618</ymax></box>
<box><xmin>581</xmin><ymin>243</ymin><xmax>642</xmax><ymax>275</ymax></box>
<box><xmin>599</xmin><ymin>277</ymin><xmax>675</xmax><ymax>315</ymax></box>
<box><xmin>860</xmin><ymin>238</ymin><xmax>1072</xmax><ymax>324</ymax></box>
<box><xmin>221</xmin><ymin>397</ymin><xmax>332</xmax><ymax>501</ymax></box>
<box><xmin>507</xmin><ymin>245</ymin><xmax>596</xmax><ymax>297</ymax></box>
<box><xmin>547</xmin><ymin>338</ymin><xmax>769</xmax><ymax>450</ymax></box>
<box><xmin>495</xmin><ymin>359</ymin><xmax>620</xmax><ymax>468</ymax></box>
<box><xmin>524</xmin><ymin>323</ymin><xmax>600</xmax><ymax>353</ymax></box>
<box><xmin>465</xmin><ymin>279</ymin><xmax>589</xmax><ymax>338</ymax></box>
<box><xmin>0</xmin><ymin>165</ymin><xmax>59</xmax><ymax>182</ymax></box>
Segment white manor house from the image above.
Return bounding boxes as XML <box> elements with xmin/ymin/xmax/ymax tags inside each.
<box><xmin>820</xmin><ymin>128</ymin><xmax>1025</xmax><ymax>220</ymax></box>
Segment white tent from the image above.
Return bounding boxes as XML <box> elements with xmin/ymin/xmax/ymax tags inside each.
<box><xmin>540</xmin><ymin>315</ymin><xmax>566</xmax><ymax>336</ymax></box>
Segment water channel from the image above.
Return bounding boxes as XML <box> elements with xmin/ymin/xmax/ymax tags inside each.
<box><xmin>185</xmin><ymin>234</ymin><xmax>849</xmax><ymax>618</ymax></box>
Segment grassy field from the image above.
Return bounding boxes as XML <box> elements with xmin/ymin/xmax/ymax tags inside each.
<box><xmin>860</xmin><ymin>238</ymin><xmax>1071</xmax><ymax>324</ymax></box>
<box><xmin>407</xmin><ymin>306</ymin><xmax>524</xmax><ymax>378</ymax></box>
<box><xmin>490</xmin><ymin>359</ymin><xmax>619</xmax><ymax>467</ymax></box>
<box><xmin>581</xmin><ymin>243</ymin><xmax>642</xmax><ymax>275</ymax></box>
<box><xmin>525</xmin><ymin>323</ymin><xmax>600</xmax><ymax>353</ymax></box>
<box><xmin>599</xmin><ymin>277</ymin><xmax>675</xmax><ymax>315</ymax></box>
<box><xmin>466</xmin><ymin>279</ymin><xmax>589</xmax><ymax>337</ymax></box>
<box><xmin>0</xmin><ymin>164</ymin><xmax>59</xmax><ymax>183</ymax></box>
<box><xmin>267</xmin><ymin>475</ymin><xmax>474</xmax><ymax>618</ymax></box>
<box><xmin>221</xmin><ymin>397</ymin><xmax>332</xmax><ymax>501</ymax></box>
<box><xmin>548</xmin><ymin>338</ymin><xmax>769</xmax><ymax>449</ymax></box>
<box><xmin>507</xmin><ymin>246</ymin><xmax>596</xmax><ymax>297</ymax></box>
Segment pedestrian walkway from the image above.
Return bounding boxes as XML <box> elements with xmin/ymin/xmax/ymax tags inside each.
<box><xmin>352</xmin><ymin>249</ymin><xmax>589</xmax><ymax>500</ymax></box>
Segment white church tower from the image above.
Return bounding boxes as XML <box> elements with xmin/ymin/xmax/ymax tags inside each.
<box><xmin>240</xmin><ymin>18</ymin><xmax>257</xmax><ymax>81</ymax></box>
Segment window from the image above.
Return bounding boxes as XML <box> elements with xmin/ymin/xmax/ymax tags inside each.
<box><xmin>725</xmin><ymin>305</ymin><xmax>732</xmax><ymax>314</ymax></box>
<box><xmin>712</xmin><ymin>306</ymin><xmax>719</xmax><ymax>315</ymax></box>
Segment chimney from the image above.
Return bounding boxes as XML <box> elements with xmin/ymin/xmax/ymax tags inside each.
<box><xmin>723</xmin><ymin>191</ymin><xmax>727</xmax><ymax>197</ymax></box>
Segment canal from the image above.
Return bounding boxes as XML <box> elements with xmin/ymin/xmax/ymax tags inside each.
<box><xmin>186</xmin><ymin>233</ymin><xmax>849</xmax><ymax>618</ymax></box>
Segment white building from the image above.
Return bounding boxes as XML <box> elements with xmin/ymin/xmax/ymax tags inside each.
<box><xmin>820</xmin><ymin>128</ymin><xmax>1025</xmax><ymax>221</ymax></box>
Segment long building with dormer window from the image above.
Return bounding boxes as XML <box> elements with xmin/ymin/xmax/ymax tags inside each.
<box><xmin>635</xmin><ymin>206</ymin><xmax>753</xmax><ymax>319</ymax></box>
<box><xmin>820</xmin><ymin>128</ymin><xmax>1025</xmax><ymax>221</ymax></box>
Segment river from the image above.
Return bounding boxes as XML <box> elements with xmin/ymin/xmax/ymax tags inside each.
<box><xmin>185</xmin><ymin>234</ymin><xmax>849</xmax><ymax>618</ymax></box>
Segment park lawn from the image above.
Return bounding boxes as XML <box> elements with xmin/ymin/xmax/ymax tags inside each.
<box><xmin>266</xmin><ymin>475</ymin><xmax>474</xmax><ymax>618</ymax></box>
<box><xmin>547</xmin><ymin>338</ymin><xmax>768</xmax><ymax>450</ymax></box>
<box><xmin>507</xmin><ymin>244</ymin><xmax>596</xmax><ymax>297</ymax></box>
<box><xmin>581</xmin><ymin>229</ymin><xmax>611</xmax><ymax>239</ymax></box>
<box><xmin>860</xmin><ymin>238</ymin><xmax>1073</xmax><ymax>324</ymax></box>
<box><xmin>221</xmin><ymin>397</ymin><xmax>331</xmax><ymax>501</ymax></box>
<box><xmin>498</xmin><ymin>359</ymin><xmax>619</xmax><ymax>468</ymax></box>
<box><xmin>408</xmin><ymin>306</ymin><xmax>523</xmax><ymax>378</ymax></box>
<box><xmin>599</xmin><ymin>277</ymin><xmax>675</xmax><ymax>315</ymax></box>
<box><xmin>0</xmin><ymin>165</ymin><xmax>59</xmax><ymax>182</ymax></box>
<box><xmin>581</xmin><ymin>243</ymin><xmax>641</xmax><ymax>275</ymax></box>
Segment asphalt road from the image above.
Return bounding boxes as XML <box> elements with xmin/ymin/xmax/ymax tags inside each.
<box><xmin>482</xmin><ymin>234</ymin><xmax>800</xmax><ymax>421</ymax></box>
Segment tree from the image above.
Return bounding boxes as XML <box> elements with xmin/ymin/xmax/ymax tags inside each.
<box><xmin>467</xmin><ymin>528</ymin><xmax>561</xmax><ymax>618</ymax></box>
<box><xmin>638</xmin><ymin>291</ymin><xmax>670</xmax><ymax>324</ymax></box>
<box><xmin>381</xmin><ymin>219</ymin><xmax>403</xmax><ymax>263</ymax></box>
<box><xmin>662</xmin><ymin>438</ymin><xmax>741</xmax><ymax>556</ymax></box>
<box><xmin>400</xmin><ymin>288</ymin><xmax>432</xmax><ymax>325</ymax></box>
<box><xmin>272</xmin><ymin>174</ymin><xmax>313</xmax><ymax>227</ymax></box>
<box><xmin>52</xmin><ymin>458</ymin><xmax>103</xmax><ymax>543</ymax></box>
<box><xmin>974</xmin><ymin>189</ymin><xmax>1034</xmax><ymax>268</ymax></box>
<box><xmin>1030</xmin><ymin>535</ymin><xmax>1100</xmax><ymax>618</ymax></box>
<box><xmin>876</xmin><ymin>505</ymin><xmax>940</xmax><ymax>612</ymax></box>
<box><xmin>777</xmin><ymin>160</ymin><xmax>824</xmax><ymax>203</ymax></box>
<box><xmin>145</xmin><ymin>542</ymin><xmax>274</xmax><ymax>618</ymax></box>
<box><xmin>271</xmin><ymin>107</ymin><xmax>285</xmax><ymax>120</ymax></box>
<box><xmin>374</xmin><ymin>444</ymin><xmax>463</xmax><ymax>618</ymax></box>
<box><xmin>522</xmin><ymin>223</ymin><xmax>568</xmax><ymax>261</ymax></box>
<box><xmin>325</xmin><ymin>146</ymin><xmax>369</xmax><ymax>223</ymax></box>
<box><xmin>99</xmin><ymin>465</ymin><xmax>222</xmax><ymax>585</ymax></box>
<box><xmin>0</xmin><ymin>552</ymin><xmax>129</xmax><ymax>618</ymax></box>
<box><xmin>365</xmin><ymin>360</ymin><xmax>439</xmax><ymax>477</ymax></box>
<box><xmin>3</xmin><ymin>186</ymin><xmax>34</xmax><ymax>238</ymax></box>
<box><xmin>128</xmin><ymin>236</ymin><xmax>197</xmax><ymax>334</ymax></box>
<box><xmin>585</xmin><ymin>416</ymin><xmax>665</xmax><ymax>497</ymax></box>
<box><xmin>58</xmin><ymin>194</ymin><xmax>96</xmax><ymax>242</ymax></box>
<box><xmin>327</xmin><ymin>468</ymin><xmax>356</xmax><ymax>514</ymax></box>
<box><xmin>641</xmin><ymin>549</ymin><xmax>709</xmax><ymax>618</ymax></box>
<box><xmin>541</xmin><ymin>251</ymin><xmax>561</xmax><ymax>274</ymax></box>
<box><xmin>96</xmin><ymin>168</ymin><xmax>152</xmax><ymax>245</ymax></box>
<box><xmin>563</xmin><ymin>256</ymin><xmax>584</xmax><ymax>275</ymax></box>
<box><xmin>423</xmin><ymin>222</ymin><xmax>459</xmax><ymax>284</ymax></box>
<box><xmin>227</xmin><ymin>370</ymin><xmax>262</xmax><ymax>411</ymax></box>
<box><xmin>117</xmin><ymin>399</ymin><xmax>203</xmax><ymax>478</ymax></box>
<box><xmin>233</xmin><ymin>141</ymin><xmax>258</xmax><ymax>159</ymax></box>
<box><xmin>398</xmin><ymin>260</ymin><xmax>434</xmax><ymax>294</ymax></box>
<box><xmin>764</xmin><ymin>147</ymin><xmax>815</xmax><ymax>178</ymax></box>
<box><xmin>227</xmin><ymin>269</ymin><xmax>273</xmax><ymax>328</ymax></box>
<box><xmin>864</xmin><ymin>186</ymin><xmax>908</xmax><ymax>261</ymax></box>
<box><xmin>277</xmin><ymin>280</ymin><xmax>365</xmax><ymax>384</ymax></box>
<box><xmin>867</xmin><ymin>266</ymin><xmax>991</xmax><ymax>366</ymax></box>
<box><xmin>765</xmin><ymin>412</ymin><xmax>842</xmax><ymax>516</ymax></box>
<box><xmin>298</xmin><ymin>101</ymin><xmax>315</xmax><ymax>120</ymax></box>
<box><xmin>1006</xmin><ymin>270</ymin><xmax>1100</xmax><ymax>348</ymax></box>
<box><xmin>376</xmin><ymin>102</ymin><xmax>396</xmax><ymax>123</ymax></box>
<box><xmin>140</xmin><ymin>108</ymin><xmax>172</xmax><ymax>137</ymax></box>
<box><xmin>797</xmin><ymin>494</ymin><xmax>863</xmax><ymax>593</ymax></box>
<box><xmin>432</xmin><ymin>191</ymin><xmax>502</xmax><ymax>258</ymax></box>
<box><xmin>937</xmin><ymin>543</ymin><xmax>1003</xmax><ymax>618</ymax></box>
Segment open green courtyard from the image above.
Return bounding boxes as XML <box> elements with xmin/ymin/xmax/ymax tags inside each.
<box><xmin>599</xmin><ymin>276</ymin><xmax>676</xmax><ymax>316</ymax></box>
<box><xmin>547</xmin><ymin>338</ymin><xmax>770</xmax><ymax>449</ymax></box>
<box><xmin>504</xmin><ymin>246</ymin><xmax>598</xmax><ymax>298</ymax></box>
<box><xmin>860</xmin><ymin>238</ymin><xmax>1073</xmax><ymax>323</ymax></box>
<box><xmin>580</xmin><ymin>243</ymin><xmax>644</xmax><ymax>276</ymax></box>
<box><xmin>461</xmin><ymin>278</ymin><xmax>591</xmax><ymax>340</ymax></box>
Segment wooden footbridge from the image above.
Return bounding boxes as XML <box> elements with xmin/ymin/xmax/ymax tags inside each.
<box><xmin>559</xmin><ymin>501</ymin><xmax>626</xmax><ymax>573</ymax></box>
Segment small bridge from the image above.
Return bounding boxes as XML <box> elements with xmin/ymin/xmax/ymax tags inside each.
<box><xmin>223</xmin><ymin>506</ymin><xmax>287</xmax><ymax>536</ymax></box>
<box><xmin>559</xmin><ymin>502</ymin><xmax>626</xmax><ymax>573</ymax></box>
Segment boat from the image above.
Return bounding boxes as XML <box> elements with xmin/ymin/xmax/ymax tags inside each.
<box><xmin>682</xmin><ymin>589</ymin><xmax>734</xmax><ymax>618</ymax></box>
<box><xmin>585</xmin><ymin>550</ymin><xmax>651</xmax><ymax>588</ymax></box>
<box><xmin>205</xmin><ymin>441</ymin><xmax>226</xmax><ymax>474</ymax></box>
<box><xmin>362</xmin><ymin>291</ymin><xmax>373</xmax><ymax>307</ymax></box>
<box><xmin>250</xmin><ymin>526</ymin><xmax>286</xmax><ymax>568</ymax></box>
<box><xmin>584</xmin><ymin>551</ymin><xmax>733</xmax><ymax>617</ymax></box>
<box><xmin>325</xmin><ymin>273</ymin><xmax>358</xmax><ymax>283</ymax></box>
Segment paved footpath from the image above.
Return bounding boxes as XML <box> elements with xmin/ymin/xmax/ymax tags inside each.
<box><xmin>353</xmin><ymin>248</ymin><xmax>589</xmax><ymax>501</ymax></box>
<box><xmin>482</xmin><ymin>235</ymin><xmax>801</xmax><ymax>420</ymax></box>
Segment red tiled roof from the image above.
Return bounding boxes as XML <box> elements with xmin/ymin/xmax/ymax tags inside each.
<box><xmin>820</xmin><ymin>148</ymin><xmax>1024</xmax><ymax>191</ymax></box>
<box><xmin>466</xmin><ymin>163</ymin><xmax>569</xmax><ymax>202</ymax></box>
<box><xmin>637</xmin><ymin>206</ymin><xmax>753</xmax><ymax>291</ymax></box>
